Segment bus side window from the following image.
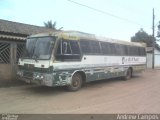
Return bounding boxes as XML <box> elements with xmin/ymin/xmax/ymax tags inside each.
<box><xmin>62</xmin><ymin>41</ymin><xmax>71</xmax><ymax>54</ymax></box>
<box><xmin>63</xmin><ymin>42</ymin><xmax>67</xmax><ymax>54</ymax></box>
<box><xmin>142</xmin><ymin>48</ymin><xmax>146</xmax><ymax>56</ymax></box>
<box><xmin>70</xmin><ymin>41</ymin><xmax>80</xmax><ymax>54</ymax></box>
<box><xmin>56</xmin><ymin>40</ymin><xmax>61</xmax><ymax>54</ymax></box>
<box><xmin>115</xmin><ymin>44</ymin><xmax>122</xmax><ymax>55</ymax></box>
<box><xmin>135</xmin><ymin>47</ymin><xmax>139</xmax><ymax>56</ymax></box>
<box><xmin>128</xmin><ymin>46</ymin><xmax>135</xmax><ymax>56</ymax></box>
<box><xmin>90</xmin><ymin>41</ymin><xmax>101</xmax><ymax>54</ymax></box>
<box><xmin>80</xmin><ymin>40</ymin><xmax>91</xmax><ymax>54</ymax></box>
<box><xmin>56</xmin><ymin>40</ymin><xmax>81</xmax><ymax>61</ymax></box>
<box><xmin>109</xmin><ymin>43</ymin><xmax>116</xmax><ymax>55</ymax></box>
<box><xmin>101</xmin><ymin>42</ymin><xmax>107</xmax><ymax>55</ymax></box>
<box><xmin>120</xmin><ymin>45</ymin><xmax>126</xmax><ymax>56</ymax></box>
<box><xmin>139</xmin><ymin>47</ymin><xmax>146</xmax><ymax>56</ymax></box>
<box><xmin>124</xmin><ymin>45</ymin><xmax>129</xmax><ymax>56</ymax></box>
<box><xmin>101</xmin><ymin>42</ymin><xmax>112</xmax><ymax>55</ymax></box>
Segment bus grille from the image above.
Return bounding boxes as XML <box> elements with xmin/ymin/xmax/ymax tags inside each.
<box><xmin>23</xmin><ymin>71</ymin><xmax>33</xmax><ymax>78</ymax></box>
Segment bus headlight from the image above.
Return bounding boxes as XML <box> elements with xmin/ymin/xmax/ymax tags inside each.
<box><xmin>17</xmin><ymin>71</ymin><xmax>23</xmax><ymax>77</ymax></box>
<box><xmin>40</xmin><ymin>75</ymin><xmax>44</xmax><ymax>79</ymax></box>
<box><xmin>33</xmin><ymin>73</ymin><xmax>44</xmax><ymax>80</ymax></box>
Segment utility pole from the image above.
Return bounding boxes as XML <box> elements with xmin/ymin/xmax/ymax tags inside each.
<box><xmin>152</xmin><ymin>8</ymin><xmax>155</xmax><ymax>69</ymax></box>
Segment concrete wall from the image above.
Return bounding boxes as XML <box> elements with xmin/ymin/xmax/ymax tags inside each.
<box><xmin>0</xmin><ymin>64</ymin><xmax>12</xmax><ymax>81</ymax></box>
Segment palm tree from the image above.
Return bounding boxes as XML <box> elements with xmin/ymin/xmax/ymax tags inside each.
<box><xmin>44</xmin><ymin>20</ymin><xmax>63</xmax><ymax>30</ymax></box>
<box><xmin>44</xmin><ymin>20</ymin><xmax>56</xmax><ymax>30</ymax></box>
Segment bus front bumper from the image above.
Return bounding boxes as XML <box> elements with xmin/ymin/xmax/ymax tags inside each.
<box><xmin>17</xmin><ymin>70</ymin><xmax>71</xmax><ymax>87</ymax></box>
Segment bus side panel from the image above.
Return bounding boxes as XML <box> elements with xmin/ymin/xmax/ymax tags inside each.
<box><xmin>85</xmin><ymin>67</ymin><xmax>127</xmax><ymax>82</ymax></box>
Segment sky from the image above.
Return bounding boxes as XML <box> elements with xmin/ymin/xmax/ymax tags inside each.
<box><xmin>0</xmin><ymin>0</ymin><xmax>160</xmax><ymax>42</ymax></box>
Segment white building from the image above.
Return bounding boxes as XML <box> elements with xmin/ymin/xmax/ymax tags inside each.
<box><xmin>146</xmin><ymin>47</ymin><xmax>160</xmax><ymax>68</ymax></box>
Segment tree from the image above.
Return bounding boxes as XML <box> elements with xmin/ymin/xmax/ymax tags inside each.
<box><xmin>44</xmin><ymin>20</ymin><xmax>56</xmax><ymax>30</ymax></box>
<box><xmin>43</xmin><ymin>20</ymin><xmax>63</xmax><ymax>30</ymax></box>
<box><xmin>157</xmin><ymin>21</ymin><xmax>160</xmax><ymax>38</ymax></box>
<box><xmin>131</xmin><ymin>28</ymin><xmax>155</xmax><ymax>47</ymax></box>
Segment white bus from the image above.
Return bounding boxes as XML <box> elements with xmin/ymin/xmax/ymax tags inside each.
<box><xmin>17</xmin><ymin>31</ymin><xmax>146</xmax><ymax>91</ymax></box>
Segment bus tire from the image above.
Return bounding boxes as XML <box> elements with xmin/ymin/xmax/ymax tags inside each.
<box><xmin>124</xmin><ymin>68</ymin><xmax>132</xmax><ymax>80</ymax></box>
<box><xmin>67</xmin><ymin>73</ymin><xmax>82</xmax><ymax>91</ymax></box>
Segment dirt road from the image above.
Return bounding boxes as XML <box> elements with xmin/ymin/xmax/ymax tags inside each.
<box><xmin>0</xmin><ymin>69</ymin><xmax>160</xmax><ymax>114</ymax></box>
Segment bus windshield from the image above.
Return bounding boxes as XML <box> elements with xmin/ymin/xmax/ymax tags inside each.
<box><xmin>23</xmin><ymin>37</ymin><xmax>55</xmax><ymax>60</ymax></box>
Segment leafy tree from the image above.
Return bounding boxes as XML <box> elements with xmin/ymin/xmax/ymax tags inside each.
<box><xmin>44</xmin><ymin>20</ymin><xmax>63</xmax><ymax>30</ymax></box>
<box><xmin>157</xmin><ymin>21</ymin><xmax>160</xmax><ymax>37</ymax></box>
<box><xmin>131</xmin><ymin>28</ymin><xmax>155</xmax><ymax>47</ymax></box>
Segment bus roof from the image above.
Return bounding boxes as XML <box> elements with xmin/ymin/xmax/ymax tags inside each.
<box><xmin>29</xmin><ymin>30</ymin><xmax>146</xmax><ymax>47</ymax></box>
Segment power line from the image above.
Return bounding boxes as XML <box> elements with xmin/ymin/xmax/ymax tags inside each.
<box><xmin>68</xmin><ymin>0</ymin><xmax>151</xmax><ymax>29</ymax></box>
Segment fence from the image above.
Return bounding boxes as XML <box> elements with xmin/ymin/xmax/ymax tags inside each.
<box><xmin>0</xmin><ymin>42</ymin><xmax>10</xmax><ymax>64</ymax></box>
<box><xmin>0</xmin><ymin>41</ymin><xmax>25</xmax><ymax>81</ymax></box>
<box><xmin>16</xmin><ymin>43</ymin><xmax>25</xmax><ymax>63</ymax></box>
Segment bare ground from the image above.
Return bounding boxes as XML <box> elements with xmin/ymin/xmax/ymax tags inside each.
<box><xmin>0</xmin><ymin>69</ymin><xmax>160</xmax><ymax>114</ymax></box>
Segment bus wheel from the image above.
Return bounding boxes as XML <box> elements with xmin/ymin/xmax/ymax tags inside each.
<box><xmin>67</xmin><ymin>73</ymin><xmax>82</xmax><ymax>91</ymax></box>
<box><xmin>124</xmin><ymin>68</ymin><xmax>132</xmax><ymax>80</ymax></box>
